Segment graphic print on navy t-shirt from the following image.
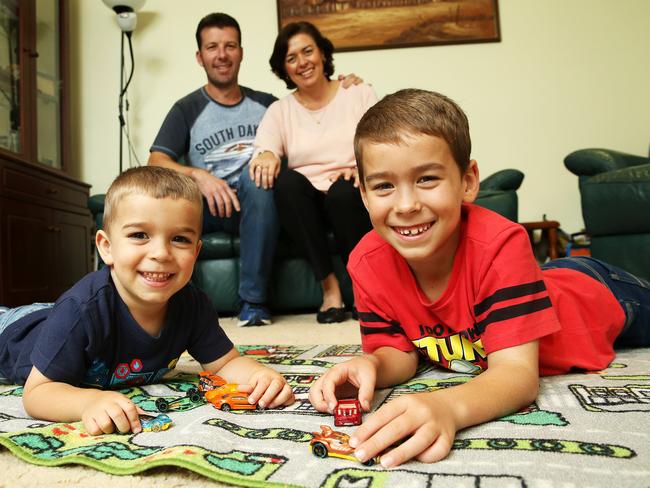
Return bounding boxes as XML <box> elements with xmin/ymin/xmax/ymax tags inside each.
<box><xmin>83</xmin><ymin>357</ymin><xmax>180</xmax><ymax>388</ymax></box>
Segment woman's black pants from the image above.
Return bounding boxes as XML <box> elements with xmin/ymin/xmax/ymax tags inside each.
<box><xmin>274</xmin><ymin>169</ymin><xmax>372</xmax><ymax>282</ymax></box>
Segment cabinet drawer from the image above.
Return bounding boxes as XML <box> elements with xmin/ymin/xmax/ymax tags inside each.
<box><xmin>2</xmin><ymin>166</ymin><xmax>88</xmax><ymax>208</ymax></box>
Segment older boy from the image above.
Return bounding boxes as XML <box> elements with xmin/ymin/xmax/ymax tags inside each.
<box><xmin>309</xmin><ymin>89</ymin><xmax>650</xmax><ymax>467</ymax></box>
<box><xmin>0</xmin><ymin>166</ymin><xmax>294</xmax><ymax>435</ymax></box>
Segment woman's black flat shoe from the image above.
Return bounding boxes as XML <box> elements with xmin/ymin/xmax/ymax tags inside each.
<box><xmin>317</xmin><ymin>307</ymin><xmax>346</xmax><ymax>324</ymax></box>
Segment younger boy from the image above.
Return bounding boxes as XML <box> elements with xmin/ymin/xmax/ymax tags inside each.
<box><xmin>309</xmin><ymin>89</ymin><xmax>649</xmax><ymax>468</ymax></box>
<box><xmin>0</xmin><ymin>166</ymin><xmax>294</xmax><ymax>435</ymax></box>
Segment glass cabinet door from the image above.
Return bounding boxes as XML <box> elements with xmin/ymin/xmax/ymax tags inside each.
<box><xmin>0</xmin><ymin>0</ymin><xmax>21</xmax><ymax>155</ymax></box>
<box><xmin>35</xmin><ymin>0</ymin><xmax>61</xmax><ymax>169</ymax></box>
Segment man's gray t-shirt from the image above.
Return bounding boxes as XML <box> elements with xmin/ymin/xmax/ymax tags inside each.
<box><xmin>151</xmin><ymin>86</ymin><xmax>277</xmax><ymax>186</ymax></box>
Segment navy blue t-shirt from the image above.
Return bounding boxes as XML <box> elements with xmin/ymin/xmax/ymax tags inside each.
<box><xmin>0</xmin><ymin>266</ymin><xmax>233</xmax><ymax>387</ymax></box>
<box><xmin>150</xmin><ymin>85</ymin><xmax>276</xmax><ymax>187</ymax></box>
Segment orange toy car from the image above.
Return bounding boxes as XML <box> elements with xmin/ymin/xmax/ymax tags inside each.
<box><xmin>199</xmin><ymin>371</ymin><xmax>258</xmax><ymax>411</ymax></box>
<box><xmin>205</xmin><ymin>387</ymin><xmax>257</xmax><ymax>411</ymax></box>
<box><xmin>198</xmin><ymin>371</ymin><xmax>227</xmax><ymax>393</ymax></box>
<box><xmin>310</xmin><ymin>425</ymin><xmax>380</xmax><ymax>466</ymax></box>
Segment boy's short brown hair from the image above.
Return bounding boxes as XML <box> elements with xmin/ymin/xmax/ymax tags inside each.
<box><xmin>103</xmin><ymin>166</ymin><xmax>203</xmax><ymax>232</ymax></box>
<box><xmin>354</xmin><ymin>89</ymin><xmax>471</xmax><ymax>184</ymax></box>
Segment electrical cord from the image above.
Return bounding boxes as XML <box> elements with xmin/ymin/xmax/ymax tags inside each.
<box><xmin>119</xmin><ymin>32</ymin><xmax>140</xmax><ymax>168</ymax></box>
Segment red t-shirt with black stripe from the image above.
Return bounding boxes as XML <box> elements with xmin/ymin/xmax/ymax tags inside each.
<box><xmin>348</xmin><ymin>204</ymin><xmax>625</xmax><ymax>376</ymax></box>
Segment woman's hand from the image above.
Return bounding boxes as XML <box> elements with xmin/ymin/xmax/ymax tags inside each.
<box><xmin>249</xmin><ymin>151</ymin><xmax>281</xmax><ymax>189</ymax></box>
<box><xmin>329</xmin><ymin>167</ymin><xmax>360</xmax><ymax>188</ymax></box>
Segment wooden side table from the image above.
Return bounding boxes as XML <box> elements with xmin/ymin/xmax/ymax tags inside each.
<box><xmin>521</xmin><ymin>220</ymin><xmax>561</xmax><ymax>261</ymax></box>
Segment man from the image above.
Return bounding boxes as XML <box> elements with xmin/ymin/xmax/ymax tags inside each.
<box><xmin>149</xmin><ymin>13</ymin><xmax>277</xmax><ymax>326</ymax></box>
<box><xmin>149</xmin><ymin>13</ymin><xmax>360</xmax><ymax>326</ymax></box>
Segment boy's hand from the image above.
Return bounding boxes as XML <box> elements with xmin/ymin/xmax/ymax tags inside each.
<box><xmin>201</xmin><ymin>349</ymin><xmax>294</xmax><ymax>409</ymax></box>
<box><xmin>350</xmin><ymin>391</ymin><xmax>456</xmax><ymax>468</ymax></box>
<box><xmin>81</xmin><ymin>390</ymin><xmax>144</xmax><ymax>435</ymax></box>
<box><xmin>309</xmin><ymin>355</ymin><xmax>379</xmax><ymax>413</ymax></box>
<box><xmin>241</xmin><ymin>367</ymin><xmax>294</xmax><ymax>409</ymax></box>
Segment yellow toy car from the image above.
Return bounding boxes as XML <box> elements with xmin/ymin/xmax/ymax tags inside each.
<box><xmin>310</xmin><ymin>425</ymin><xmax>380</xmax><ymax>466</ymax></box>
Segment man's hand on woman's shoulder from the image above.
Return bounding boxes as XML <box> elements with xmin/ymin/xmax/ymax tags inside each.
<box><xmin>338</xmin><ymin>73</ymin><xmax>364</xmax><ymax>88</ymax></box>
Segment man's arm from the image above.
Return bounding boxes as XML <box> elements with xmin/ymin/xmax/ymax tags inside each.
<box><xmin>148</xmin><ymin>151</ymin><xmax>240</xmax><ymax>218</ymax></box>
<box><xmin>148</xmin><ymin>150</ymin><xmax>195</xmax><ymax>176</ymax></box>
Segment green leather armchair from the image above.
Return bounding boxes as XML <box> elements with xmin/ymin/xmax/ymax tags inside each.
<box><xmin>88</xmin><ymin>168</ymin><xmax>524</xmax><ymax>315</ymax></box>
<box><xmin>564</xmin><ymin>148</ymin><xmax>650</xmax><ymax>280</ymax></box>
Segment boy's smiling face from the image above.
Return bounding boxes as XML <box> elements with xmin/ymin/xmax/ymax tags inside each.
<box><xmin>360</xmin><ymin>132</ymin><xmax>479</xmax><ymax>279</ymax></box>
<box><xmin>96</xmin><ymin>194</ymin><xmax>202</xmax><ymax>316</ymax></box>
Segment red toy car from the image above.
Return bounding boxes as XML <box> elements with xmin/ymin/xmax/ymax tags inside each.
<box><xmin>334</xmin><ymin>399</ymin><xmax>362</xmax><ymax>426</ymax></box>
<box><xmin>310</xmin><ymin>425</ymin><xmax>380</xmax><ymax>466</ymax></box>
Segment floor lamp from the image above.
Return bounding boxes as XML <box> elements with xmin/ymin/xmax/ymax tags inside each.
<box><xmin>102</xmin><ymin>0</ymin><xmax>146</xmax><ymax>174</ymax></box>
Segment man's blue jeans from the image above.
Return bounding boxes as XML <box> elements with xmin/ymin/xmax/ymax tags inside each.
<box><xmin>202</xmin><ymin>169</ymin><xmax>279</xmax><ymax>305</ymax></box>
<box><xmin>541</xmin><ymin>257</ymin><xmax>650</xmax><ymax>348</ymax></box>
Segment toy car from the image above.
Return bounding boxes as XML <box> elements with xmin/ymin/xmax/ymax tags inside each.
<box><xmin>198</xmin><ymin>371</ymin><xmax>227</xmax><ymax>393</ymax></box>
<box><xmin>334</xmin><ymin>399</ymin><xmax>362</xmax><ymax>426</ymax></box>
<box><xmin>310</xmin><ymin>425</ymin><xmax>380</xmax><ymax>466</ymax></box>
<box><xmin>155</xmin><ymin>388</ymin><xmax>203</xmax><ymax>412</ymax></box>
<box><xmin>140</xmin><ymin>413</ymin><xmax>172</xmax><ymax>432</ymax></box>
<box><xmin>205</xmin><ymin>387</ymin><xmax>257</xmax><ymax>411</ymax></box>
<box><xmin>155</xmin><ymin>371</ymin><xmax>227</xmax><ymax>412</ymax></box>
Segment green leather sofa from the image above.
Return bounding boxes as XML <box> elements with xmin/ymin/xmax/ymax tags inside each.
<box><xmin>564</xmin><ymin>148</ymin><xmax>650</xmax><ymax>280</ymax></box>
<box><xmin>88</xmin><ymin>168</ymin><xmax>524</xmax><ymax>315</ymax></box>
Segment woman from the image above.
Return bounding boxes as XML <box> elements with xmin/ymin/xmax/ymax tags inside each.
<box><xmin>250</xmin><ymin>22</ymin><xmax>376</xmax><ymax>323</ymax></box>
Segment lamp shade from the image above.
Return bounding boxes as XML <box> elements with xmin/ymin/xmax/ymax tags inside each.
<box><xmin>102</xmin><ymin>0</ymin><xmax>146</xmax><ymax>13</ymax></box>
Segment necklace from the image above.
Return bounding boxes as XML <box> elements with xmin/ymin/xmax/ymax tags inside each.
<box><xmin>306</xmin><ymin>106</ymin><xmax>326</xmax><ymax>125</ymax></box>
<box><xmin>294</xmin><ymin>81</ymin><xmax>338</xmax><ymax>125</ymax></box>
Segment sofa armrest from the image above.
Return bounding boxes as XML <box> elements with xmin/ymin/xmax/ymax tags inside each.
<box><xmin>88</xmin><ymin>194</ymin><xmax>106</xmax><ymax>231</ymax></box>
<box><xmin>564</xmin><ymin>148</ymin><xmax>649</xmax><ymax>177</ymax></box>
<box><xmin>479</xmin><ymin>169</ymin><xmax>524</xmax><ymax>191</ymax></box>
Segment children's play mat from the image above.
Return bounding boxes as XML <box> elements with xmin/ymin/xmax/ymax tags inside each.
<box><xmin>1</xmin><ymin>345</ymin><xmax>649</xmax><ymax>487</ymax></box>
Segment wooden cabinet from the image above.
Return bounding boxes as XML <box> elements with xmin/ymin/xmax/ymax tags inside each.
<box><xmin>0</xmin><ymin>1</ymin><xmax>92</xmax><ymax>306</ymax></box>
<box><xmin>0</xmin><ymin>160</ymin><xmax>93</xmax><ymax>306</ymax></box>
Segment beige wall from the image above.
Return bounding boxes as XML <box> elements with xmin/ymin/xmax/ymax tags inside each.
<box><xmin>69</xmin><ymin>0</ymin><xmax>650</xmax><ymax>234</ymax></box>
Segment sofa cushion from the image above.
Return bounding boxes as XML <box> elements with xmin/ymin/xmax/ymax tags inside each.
<box><xmin>192</xmin><ymin>259</ymin><xmax>239</xmax><ymax>312</ymax></box>
<box><xmin>199</xmin><ymin>232</ymin><xmax>235</xmax><ymax>259</ymax></box>
<box><xmin>580</xmin><ymin>164</ymin><xmax>650</xmax><ymax>236</ymax></box>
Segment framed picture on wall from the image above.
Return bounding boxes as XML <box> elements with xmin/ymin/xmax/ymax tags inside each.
<box><xmin>276</xmin><ymin>0</ymin><xmax>500</xmax><ymax>52</ymax></box>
